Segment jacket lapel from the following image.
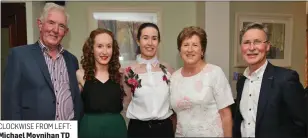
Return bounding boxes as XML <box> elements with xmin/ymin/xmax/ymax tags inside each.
<box><xmin>31</xmin><ymin>43</ymin><xmax>54</xmax><ymax>91</ymax></box>
<box><xmin>234</xmin><ymin>76</ymin><xmax>246</xmax><ymax>137</ymax></box>
<box><xmin>235</xmin><ymin>76</ymin><xmax>246</xmax><ymax>118</ymax></box>
<box><xmin>62</xmin><ymin>51</ymin><xmax>76</xmax><ymax>100</ymax></box>
<box><xmin>256</xmin><ymin>62</ymin><xmax>275</xmax><ymax>130</ymax></box>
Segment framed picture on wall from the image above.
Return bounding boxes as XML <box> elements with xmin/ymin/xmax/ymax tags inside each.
<box><xmin>88</xmin><ymin>6</ymin><xmax>162</xmax><ymax>67</ymax></box>
<box><xmin>233</xmin><ymin>12</ymin><xmax>293</xmax><ymax>68</ymax></box>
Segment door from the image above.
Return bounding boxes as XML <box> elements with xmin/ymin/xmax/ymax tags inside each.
<box><xmin>1</xmin><ymin>2</ymin><xmax>27</xmax><ymax>81</ymax></box>
<box><xmin>1</xmin><ymin>3</ymin><xmax>27</xmax><ymax>47</ymax></box>
<box><xmin>1</xmin><ymin>3</ymin><xmax>27</xmax><ymax>116</ymax></box>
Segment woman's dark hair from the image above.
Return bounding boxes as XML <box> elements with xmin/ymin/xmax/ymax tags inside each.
<box><xmin>137</xmin><ymin>22</ymin><xmax>161</xmax><ymax>42</ymax></box>
<box><xmin>81</xmin><ymin>28</ymin><xmax>122</xmax><ymax>86</ymax></box>
<box><xmin>136</xmin><ymin>22</ymin><xmax>161</xmax><ymax>54</ymax></box>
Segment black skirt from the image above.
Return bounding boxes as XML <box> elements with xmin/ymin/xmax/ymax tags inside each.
<box><xmin>128</xmin><ymin>117</ymin><xmax>174</xmax><ymax>138</ymax></box>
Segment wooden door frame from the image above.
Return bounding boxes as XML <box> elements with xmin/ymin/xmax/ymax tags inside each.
<box><xmin>306</xmin><ymin>14</ymin><xmax>308</xmax><ymax>87</ymax></box>
<box><xmin>2</xmin><ymin>25</ymin><xmax>15</xmax><ymax>48</ymax></box>
<box><xmin>1</xmin><ymin>2</ymin><xmax>27</xmax><ymax>47</ymax></box>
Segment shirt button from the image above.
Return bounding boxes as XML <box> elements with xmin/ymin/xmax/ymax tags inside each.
<box><xmin>251</xmin><ymin>81</ymin><xmax>253</xmax><ymax>83</ymax></box>
<box><xmin>54</xmin><ymin>79</ymin><xmax>56</xmax><ymax>81</ymax></box>
<box><xmin>249</xmin><ymin>94</ymin><xmax>252</xmax><ymax>97</ymax></box>
<box><xmin>248</xmin><ymin>123</ymin><xmax>250</xmax><ymax>125</ymax></box>
<box><xmin>249</xmin><ymin>108</ymin><xmax>251</xmax><ymax>111</ymax></box>
<box><xmin>57</xmin><ymin>102</ymin><xmax>59</xmax><ymax>105</ymax></box>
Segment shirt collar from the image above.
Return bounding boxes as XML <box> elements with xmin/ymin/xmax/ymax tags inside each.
<box><xmin>243</xmin><ymin>60</ymin><xmax>268</xmax><ymax>80</ymax></box>
<box><xmin>38</xmin><ymin>40</ymin><xmax>64</xmax><ymax>54</ymax></box>
<box><xmin>136</xmin><ymin>54</ymin><xmax>159</xmax><ymax>67</ymax></box>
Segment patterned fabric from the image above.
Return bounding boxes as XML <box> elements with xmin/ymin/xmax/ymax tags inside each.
<box><xmin>170</xmin><ymin>64</ymin><xmax>234</xmax><ymax>137</ymax></box>
<box><xmin>38</xmin><ymin>41</ymin><xmax>74</xmax><ymax>120</ymax></box>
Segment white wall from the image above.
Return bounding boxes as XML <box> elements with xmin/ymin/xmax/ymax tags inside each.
<box><xmin>26</xmin><ymin>1</ymin><xmax>45</xmax><ymax>44</ymax></box>
<box><xmin>205</xmin><ymin>2</ymin><xmax>233</xmax><ymax>96</ymax></box>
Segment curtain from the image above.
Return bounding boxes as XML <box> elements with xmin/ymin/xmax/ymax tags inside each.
<box><xmin>98</xmin><ymin>20</ymin><xmax>117</xmax><ymax>38</ymax></box>
<box><xmin>127</xmin><ymin>22</ymin><xmax>142</xmax><ymax>57</ymax></box>
<box><xmin>97</xmin><ymin>20</ymin><xmax>144</xmax><ymax>63</ymax></box>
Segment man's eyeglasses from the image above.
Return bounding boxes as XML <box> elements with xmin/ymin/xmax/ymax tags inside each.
<box><xmin>241</xmin><ymin>40</ymin><xmax>268</xmax><ymax>46</ymax></box>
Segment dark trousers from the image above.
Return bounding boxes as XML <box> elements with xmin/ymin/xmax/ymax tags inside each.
<box><xmin>128</xmin><ymin>118</ymin><xmax>174</xmax><ymax>138</ymax></box>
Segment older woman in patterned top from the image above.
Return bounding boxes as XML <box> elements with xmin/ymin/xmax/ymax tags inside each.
<box><xmin>170</xmin><ymin>26</ymin><xmax>234</xmax><ymax>137</ymax></box>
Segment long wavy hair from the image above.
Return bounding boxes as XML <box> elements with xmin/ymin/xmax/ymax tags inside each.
<box><xmin>81</xmin><ymin>28</ymin><xmax>122</xmax><ymax>87</ymax></box>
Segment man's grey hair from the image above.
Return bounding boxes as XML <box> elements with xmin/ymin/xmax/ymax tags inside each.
<box><xmin>239</xmin><ymin>22</ymin><xmax>270</xmax><ymax>43</ymax></box>
<box><xmin>39</xmin><ymin>2</ymin><xmax>69</xmax><ymax>24</ymax></box>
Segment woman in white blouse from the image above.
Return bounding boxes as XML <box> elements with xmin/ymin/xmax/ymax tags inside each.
<box><xmin>123</xmin><ymin>23</ymin><xmax>175</xmax><ymax>137</ymax></box>
<box><xmin>170</xmin><ymin>26</ymin><xmax>234</xmax><ymax>137</ymax></box>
